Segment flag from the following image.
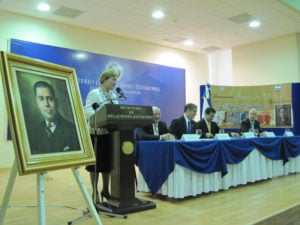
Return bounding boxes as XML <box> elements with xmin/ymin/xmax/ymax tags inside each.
<box><xmin>201</xmin><ymin>83</ymin><xmax>211</xmax><ymax>119</ymax></box>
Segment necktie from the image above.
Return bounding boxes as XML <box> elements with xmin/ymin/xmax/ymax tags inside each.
<box><xmin>46</xmin><ymin>122</ymin><xmax>52</xmax><ymax>138</ymax></box>
<box><xmin>153</xmin><ymin>124</ymin><xmax>159</xmax><ymax>135</ymax></box>
<box><xmin>207</xmin><ymin>122</ymin><xmax>211</xmax><ymax>133</ymax></box>
<box><xmin>187</xmin><ymin>121</ymin><xmax>191</xmax><ymax>134</ymax></box>
<box><xmin>250</xmin><ymin>120</ymin><xmax>254</xmax><ymax>132</ymax></box>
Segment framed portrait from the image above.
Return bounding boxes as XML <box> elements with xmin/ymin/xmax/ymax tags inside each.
<box><xmin>275</xmin><ymin>104</ymin><xmax>292</xmax><ymax>127</ymax></box>
<box><xmin>0</xmin><ymin>51</ymin><xmax>95</xmax><ymax>175</ymax></box>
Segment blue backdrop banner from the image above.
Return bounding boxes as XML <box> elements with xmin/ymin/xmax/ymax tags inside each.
<box><xmin>9</xmin><ymin>39</ymin><xmax>186</xmax><ymax>130</ymax></box>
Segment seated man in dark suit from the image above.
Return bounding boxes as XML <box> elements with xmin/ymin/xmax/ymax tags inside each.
<box><xmin>169</xmin><ymin>103</ymin><xmax>197</xmax><ymax>139</ymax></box>
<box><xmin>239</xmin><ymin>108</ymin><xmax>263</xmax><ymax>136</ymax></box>
<box><xmin>136</xmin><ymin>106</ymin><xmax>174</xmax><ymax>141</ymax></box>
<box><xmin>196</xmin><ymin>107</ymin><xmax>219</xmax><ymax>138</ymax></box>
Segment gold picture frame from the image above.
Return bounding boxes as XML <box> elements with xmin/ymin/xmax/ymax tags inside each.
<box><xmin>0</xmin><ymin>51</ymin><xmax>95</xmax><ymax>175</ymax></box>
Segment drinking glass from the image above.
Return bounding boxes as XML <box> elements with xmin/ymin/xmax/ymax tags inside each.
<box><xmin>219</xmin><ymin>128</ymin><xmax>225</xmax><ymax>133</ymax></box>
<box><xmin>196</xmin><ymin>129</ymin><xmax>202</xmax><ymax>136</ymax></box>
<box><xmin>254</xmin><ymin>129</ymin><xmax>259</xmax><ymax>137</ymax></box>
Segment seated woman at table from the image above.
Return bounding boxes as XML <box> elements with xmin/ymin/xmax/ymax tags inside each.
<box><xmin>239</xmin><ymin>108</ymin><xmax>264</xmax><ymax>136</ymax></box>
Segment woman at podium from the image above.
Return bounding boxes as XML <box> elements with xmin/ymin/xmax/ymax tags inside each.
<box><xmin>84</xmin><ymin>68</ymin><xmax>121</xmax><ymax>203</ymax></box>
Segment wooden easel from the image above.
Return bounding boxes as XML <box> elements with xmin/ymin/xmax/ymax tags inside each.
<box><xmin>0</xmin><ymin>160</ymin><xmax>102</xmax><ymax>225</ymax></box>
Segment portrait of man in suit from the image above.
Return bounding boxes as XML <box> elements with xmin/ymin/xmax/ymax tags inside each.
<box><xmin>26</xmin><ymin>81</ymin><xmax>81</xmax><ymax>154</ymax></box>
<box><xmin>275</xmin><ymin>104</ymin><xmax>292</xmax><ymax>127</ymax></box>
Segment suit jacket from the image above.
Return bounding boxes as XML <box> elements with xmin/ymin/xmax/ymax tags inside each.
<box><xmin>28</xmin><ymin>115</ymin><xmax>80</xmax><ymax>154</ymax></box>
<box><xmin>169</xmin><ymin>116</ymin><xmax>196</xmax><ymax>139</ymax></box>
<box><xmin>277</xmin><ymin>117</ymin><xmax>291</xmax><ymax>127</ymax></box>
<box><xmin>196</xmin><ymin>119</ymin><xmax>219</xmax><ymax>137</ymax></box>
<box><xmin>239</xmin><ymin>118</ymin><xmax>262</xmax><ymax>134</ymax></box>
<box><xmin>136</xmin><ymin>121</ymin><xmax>169</xmax><ymax>140</ymax></box>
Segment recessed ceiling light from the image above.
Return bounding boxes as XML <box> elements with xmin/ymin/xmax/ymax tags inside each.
<box><xmin>249</xmin><ymin>20</ymin><xmax>261</xmax><ymax>28</ymax></box>
<box><xmin>37</xmin><ymin>3</ymin><xmax>51</xmax><ymax>11</ymax></box>
<box><xmin>184</xmin><ymin>40</ymin><xmax>194</xmax><ymax>46</ymax></box>
<box><xmin>152</xmin><ymin>10</ymin><xmax>164</xmax><ymax>19</ymax></box>
<box><xmin>74</xmin><ymin>52</ymin><xmax>87</xmax><ymax>60</ymax></box>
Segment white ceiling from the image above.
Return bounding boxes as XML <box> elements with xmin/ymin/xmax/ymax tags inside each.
<box><xmin>0</xmin><ymin>0</ymin><xmax>300</xmax><ymax>54</ymax></box>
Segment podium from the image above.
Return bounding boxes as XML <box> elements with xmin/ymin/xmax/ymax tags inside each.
<box><xmin>90</xmin><ymin>104</ymin><xmax>156</xmax><ymax>214</ymax></box>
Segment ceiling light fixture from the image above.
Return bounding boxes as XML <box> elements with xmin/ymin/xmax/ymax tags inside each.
<box><xmin>184</xmin><ymin>40</ymin><xmax>194</xmax><ymax>46</ymax></box>
<box><xmin>74</xmin><ymin>52</ymin><xmax>87</xmax><ymax>60</ymax></box>
<box><xmin>152</xmin><ymin>10</ymin><xmax>164</xmax><ymax>19</ymax></box>
<box><xmin>249</xmin><ymin>20</ymin><xmax>261</xmax><ymax>28</ymax></box>
<box><xmin>37</xmin><ymin>3</ymin><xmax>51</xmax><ymax>11</ymax></box>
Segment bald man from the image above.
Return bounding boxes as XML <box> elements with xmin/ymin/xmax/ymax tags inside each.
<box><xmin>136</xmin><ymin>106</ymin><xmax>174</xmax><ymax>141</ymax></box>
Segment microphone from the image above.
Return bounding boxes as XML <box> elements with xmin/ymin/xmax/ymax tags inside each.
<box><xmin>91</xmin><ymin>102</ymin><xmax>100</xmax><ymax>110</ymax></box>
<box><xmin>116</xmin><ymin>87</ymin><xmax>127</xmax><ymax>99</ymax></box>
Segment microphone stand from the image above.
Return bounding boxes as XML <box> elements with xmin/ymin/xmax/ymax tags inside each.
<box><xmin>67</xmin><ymin>103</ymin><xmax>126</xmax><ymax>225</ymax></box>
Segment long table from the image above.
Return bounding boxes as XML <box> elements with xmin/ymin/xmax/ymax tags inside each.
<box><xmin>134</xmin><ymin>136</ymin><xmax>300</xmax><ymax>198</ymax></box>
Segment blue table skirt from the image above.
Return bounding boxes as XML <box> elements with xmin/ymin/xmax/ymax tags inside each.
<box><xmin>134</xmin><ymin>136</ymin><xmax>300</xmax><ymax>194</ymax></box>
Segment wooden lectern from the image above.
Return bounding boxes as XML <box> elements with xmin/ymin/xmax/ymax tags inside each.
<box><xmin>90</xmin><ymin>104</ymin><xmax>156</xmax><ymax>214</ymax></box>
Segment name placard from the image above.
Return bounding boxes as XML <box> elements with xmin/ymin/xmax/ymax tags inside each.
<box><xmin>181</xmin><ymin>134</ymin><xmax>200</xmax><ymax>141</ymax></box>
<box><xmin>242</xmin><ymin>132</ymin><xmax>255</xmax><ymax>138</ymax></box>
<box><xmin>284</xmin><ymin>131</ymin><xmax>294</xmax><ymax>137</ymax></box>
<box><xmin>107</xmin><ymin>105</ymin><xmax>153</xmax><ymax>121</ymax></box>
<box><xmin>90</xmin><ymin>104</ymin><xmax>154</xmax><ymax>129</ymax></box>
<box><xmin>264</xmin><ymin>131</ymin><xmax>276</xmax><ymax>137</ymax></box>
<box><xmin>214</xmin><ymin>133</ymin><xmax>231</xmax><ymax>140</ymax></box>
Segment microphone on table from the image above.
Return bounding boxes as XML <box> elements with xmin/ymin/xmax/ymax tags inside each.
<box><xmin>116</xmin><ymin>87</ymin><xmax>127</xmax><ymax>99</ymax></box>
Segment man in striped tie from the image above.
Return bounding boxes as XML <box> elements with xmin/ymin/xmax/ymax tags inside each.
<box><xmin>27</xmin><ymin>81</ymin><xmax>80</xmax><ymax>154</ymax></box>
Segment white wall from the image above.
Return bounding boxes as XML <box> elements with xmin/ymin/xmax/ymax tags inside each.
<box><xmin>0</xmin><ymin>11</ymin><xmax>209</xmax><ymax>168</ymax></box>
<box><xmin>209</xmin><ymin>49</ymin><xmax>233</xmax><ymax>85</ymax></box>
<box><xmin>232</xmin><ymin>34</ymin><xmax>300</xmax><ymax>85</ymax></box>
